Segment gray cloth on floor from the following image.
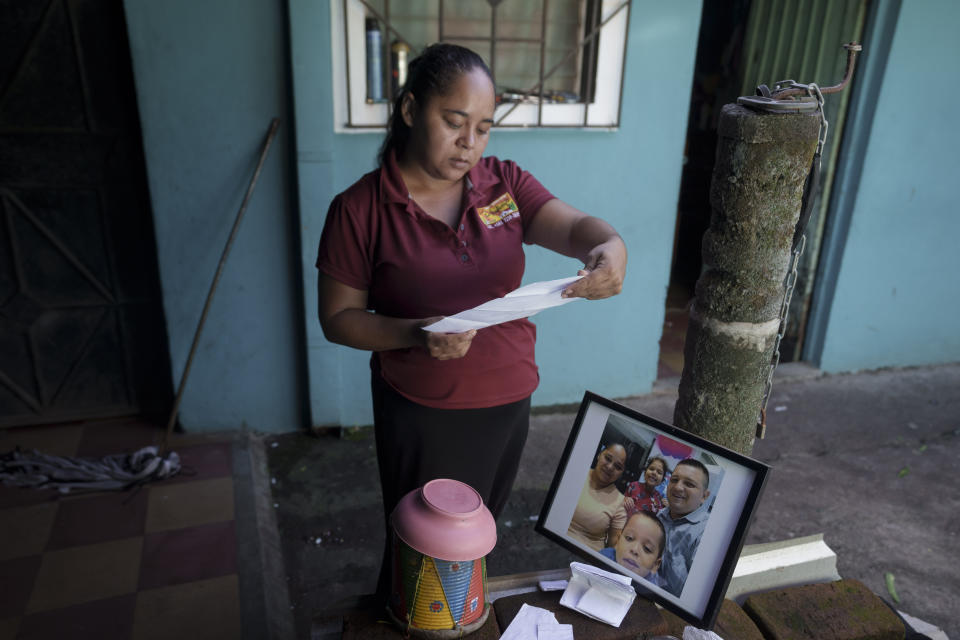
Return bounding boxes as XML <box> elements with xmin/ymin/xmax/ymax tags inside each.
<box><xmin>0</xmin><ymin>446</ymin><xmax>181</xmax><ymax>493</ymax></box>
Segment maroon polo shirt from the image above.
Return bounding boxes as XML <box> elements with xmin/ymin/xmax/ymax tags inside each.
<box><xmin>316</xmin><ymin>150</ymin><xmax>556</xmax><ymax>409</ymax></box>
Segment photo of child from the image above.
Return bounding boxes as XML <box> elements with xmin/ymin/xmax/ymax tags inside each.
<box><xmin>598</xmin><ymin>510</ymin><xmax>666</xmax><ymax>587</ymax></box>
<box><xmin>657</xmin><ymin>458</ymin><xmax>712</xmax><ymax>596</ymax></box>
<box><xmin>623</xmin><ymin>456</ymin><xmax>669</xmax><ymax>517</ymax></box>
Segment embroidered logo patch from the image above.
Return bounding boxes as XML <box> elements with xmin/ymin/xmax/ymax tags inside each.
<box><xmin>477</xmin><ymin>192</ymin><xmax>520</xmax><ymax>228</ymax></box>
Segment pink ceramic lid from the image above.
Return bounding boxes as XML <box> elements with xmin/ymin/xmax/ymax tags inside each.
<box><xmin>390</xmin><ymin>479</ymin><xmax>497</xmax><ymax>561</ymax></box>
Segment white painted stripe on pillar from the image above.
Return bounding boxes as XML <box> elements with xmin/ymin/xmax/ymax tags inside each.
<box><xmin>691</xmin><ymin>305</ymin><xmax>781</xmax><ymax>351</ymax></box>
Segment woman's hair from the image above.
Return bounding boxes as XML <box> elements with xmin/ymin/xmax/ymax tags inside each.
<box><xmin>378</xmin><ymin>43</ymin><xmax>493</xmax><ymax>166</ymax></box>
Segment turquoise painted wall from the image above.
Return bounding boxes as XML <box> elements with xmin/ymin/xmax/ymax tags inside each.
<box><xmin>119</xmin><ymin>0</ymin><xmax>957</xmax><ymax>432</ymax></box>
<box><xmin>815</xmin><ymin>0</ymin><xmax>960</xmax><ymax>372</ymax></box>
<box><xmin>124</xmin><ymin>0</ymin><xmax>303</xmax><ymax>432</ymax></box>
<box><xmin>291</xmin><ymin>1</ymin><xmax>703</xmax><ymax>427</ymax></box>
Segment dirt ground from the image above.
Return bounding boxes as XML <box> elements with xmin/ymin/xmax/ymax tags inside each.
<box><xmin>266</xmin><ymin>363</ymin><xmax>959</xmax><ymax>639</ymax></box>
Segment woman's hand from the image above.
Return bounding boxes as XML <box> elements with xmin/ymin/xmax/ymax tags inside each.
<box><xmin>562</xmin><ymin>238</ymin><xmax>626</xmax><ymax>300</ymax></box>
<box><xmin>524</xmin><ymin>200</ymin><xmax>627</xmax><ymax>300</ymax></box>
<box><xmin>419</xmin><ymin>318</ymin><xmax>477</xmax><ymax>360</ymax></box>
<box><xmin>623</xmin><ymin>496</ymin><xmax>636</xmax><ymax>512</ymax></box>
<box><xmin>319</xmin><ymin>276</ymin><xmax>476</xmax><ymax>356</ymax></box>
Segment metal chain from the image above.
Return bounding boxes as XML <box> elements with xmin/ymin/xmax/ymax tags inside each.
<box><xmin>810</xmin><ymin>83</ymin><xmax>829</xmax><ymax>155</ymax></box>
<box><xmin>756</xmin><ymin>84</ymin><xmax>828</xmax><ymax>439</ymax></box>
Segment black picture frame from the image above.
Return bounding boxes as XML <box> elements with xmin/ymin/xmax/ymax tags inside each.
<box><xmin>535</xmin><ymin>391</ymin><xmax>770</xmax><ymax>629</ymax></box>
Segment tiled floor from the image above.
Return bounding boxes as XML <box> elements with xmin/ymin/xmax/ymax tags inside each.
<box><xmin>0</xmin><ymin>289</ymin><xmax>690</xmax><ymax>639</ymax></box>
<box><xmin>0</xmin><ymin>418</ymin><xmax>253</xmax><ymax>640</ymax></box>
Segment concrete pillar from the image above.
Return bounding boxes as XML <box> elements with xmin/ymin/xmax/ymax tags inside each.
<box><xmin>673</xmin><ymin>104</ymin><xmax>820</xmax><ymax>455</ymax></box>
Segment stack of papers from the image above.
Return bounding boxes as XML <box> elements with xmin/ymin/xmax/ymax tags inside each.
<box><xmin>538</xmin><ymin>579</ymin><xmax>569</xmax><ymax>592</ymax></box>
<box><xmin>559</xmin><ymin>562</ymin><xmax>637</xmax><ymax>627</ymax></box>
<box><xmin>422</xmin><ymin>276</ymin><xmax>583</xmax><ymax>334</ymax></box>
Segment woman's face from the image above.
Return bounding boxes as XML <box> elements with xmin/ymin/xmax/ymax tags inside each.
<box><xmin>594</xmin><ymin>446</ymin><xmax>626</xmax><ymax>487</ymax></box>
<box><xmin>401</xmin><ymin>68</ymin><xmax>495</xmax><ymax>184</ymax></box>
<box><xmin>644</xmin><ymin>461</ymin><xmax>665</xmax><ymax>488</ymax></box>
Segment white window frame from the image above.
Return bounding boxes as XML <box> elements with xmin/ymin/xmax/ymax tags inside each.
<box><xmin>330</xmin><ymin>0</ymin><xmax>630</xmax><ymax>132</ymax></box>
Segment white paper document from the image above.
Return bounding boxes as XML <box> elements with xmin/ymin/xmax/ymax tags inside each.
<box><xmin>537</xmin><ymin>622</ymin><xmax>574</xmax><ymax>640</ymax></box>
<box><xmin>559</xmin><ymin>562</ymin><xmax>636</xmax><ymax>627</ymax></box>
<box><xmin>422</xmin><ymin>276</ymin><xmax>584</xmax><ymax>334</ymax></box>
<box><xmin>500</xmin><ymin>603</ymin><xmax>562</xmax><ymax>640</ymax></box>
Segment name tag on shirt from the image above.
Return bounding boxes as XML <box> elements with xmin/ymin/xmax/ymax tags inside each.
<box><xmin>477</xmin><ymin>192</ymin><xmax>520</xmax><ymax>228</ymax></box>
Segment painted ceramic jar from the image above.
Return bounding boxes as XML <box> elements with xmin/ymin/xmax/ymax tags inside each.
<box><xmin>388</xmin><ymin>479</ymin><xmax>497</xmax><ymax>637</ymax></box>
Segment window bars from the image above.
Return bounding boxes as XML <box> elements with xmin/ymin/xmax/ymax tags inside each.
<box><xmin>342</xmin><ymin>0</ymin><xmax>630</xmax><ymax>129</ymax></box>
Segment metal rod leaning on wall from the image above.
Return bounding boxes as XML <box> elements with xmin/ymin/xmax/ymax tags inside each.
<box><xmin>162</xmin><ymin>118</ymin><xmax>281</xmax><ymax>451</ymax></box>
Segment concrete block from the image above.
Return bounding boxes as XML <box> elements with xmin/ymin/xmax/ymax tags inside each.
<box><xmin>660</xmin><ymin>599</ymin><xmax>765</xmax><ymax>640</ymax></box>
<box><xmin>727</xmin><ymin>533</ymin><xmax>841</xmax><ymax>602</ymax></box>
<box><xmin>743</xmin><ymin>579</ymin><xmax>905</xmax><ymax>640</ymax></box>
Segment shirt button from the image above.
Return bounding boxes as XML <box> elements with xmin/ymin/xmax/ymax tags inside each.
<box><xmin>459</xmin><ymin>224</ymin><xmax>464</xmax><ymax>231</ymax></box>
<box><xmin>461</xmin><ymin>240</ymin><xmax>467</xmax><ymax>247</ymax></box>
<box><xmin>460</xmin><ymin>254</ymin><xmax>469</xmax><ymax>262</ymax></box>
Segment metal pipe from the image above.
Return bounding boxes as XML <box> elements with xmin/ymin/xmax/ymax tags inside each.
<box><xmin>162</xmin><ymin>118</ymin><xmax>281</xmax><ymax>449</ymax></box>
<box><xmin>771</xmin><ymin>42</ymin><xmax>862</xmax><ymax>98</ymax></box>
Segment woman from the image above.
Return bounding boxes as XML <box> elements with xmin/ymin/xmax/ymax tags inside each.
<box><xmin>316</xmin><ymin>43</ymin><xmax>627</xmax><ymax>595</ymax></box>
<box><xmin>567</xmin><ymin>444</ymin><xmax>628</xmax><ymax>551</ymax></box>
<box><xmin>623</xmin><ymin>456</ymin><xmax>669</xmax><ymax>516</ymax></box>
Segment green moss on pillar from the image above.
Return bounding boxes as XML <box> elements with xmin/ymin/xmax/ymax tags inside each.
<box><xmin>674</xmin><ymin>104</ymin><xmax>819</xmax><ymax>455</ymax></box>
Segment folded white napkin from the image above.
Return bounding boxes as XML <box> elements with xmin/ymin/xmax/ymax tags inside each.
<box><xmin>683</xmin><ymin>627</ymin><xmax>723</xmax><ymax>640</ymax></box>
<box><xmin>559</xmin><ymin>562</ymin><xmax>636</xmax><ymax>627</ymax></box>
<box><xmin>499</xmin><ymin>604</ymin><xmax>552</xmax><ymax>640</ymax></box>
<box><xmin>538</xmin><ymin>621</ymin><xmax>574</xmax><ymax>640</ymax></box>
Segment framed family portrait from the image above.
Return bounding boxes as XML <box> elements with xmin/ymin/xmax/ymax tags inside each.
<box><xmin>535</xmin><ymin>392</ymin><xmax>770</xmax><ymax>628</ymax></box>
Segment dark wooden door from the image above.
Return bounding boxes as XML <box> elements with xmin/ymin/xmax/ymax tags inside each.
<box><xmin>0</xmin><ymin>0</ymin><xmax>172</xmax><ymax>427</ymax></box>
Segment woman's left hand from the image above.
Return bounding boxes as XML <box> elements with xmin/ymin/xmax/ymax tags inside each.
<box><xmin>524</xmin><ymin>200</ymin><xmax>627</xmax><ymax>300</ymax></box>
<box><xmin>562</xmin><ymin>238</ymin><xmax>627</xmax><ymax>300</ymax></box>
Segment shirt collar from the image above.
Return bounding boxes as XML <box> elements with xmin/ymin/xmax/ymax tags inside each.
<box><xmin>465</xmin><ymin>157</ymin><xmax>497</xmax><ymax>192</ymax></box>
<box><xmin>663</xmin><ymin>501</ymin><xmax>711</xmax><ymax>525</ymax></box>
<box><xmin>379</xmin><ymin>147</ymin><xmax>411</xmax><ymax>206</ymax></box>
<box><xmin>380</xmin><ymin>149</ymin><xmax>498</xmax><ymax>209</ymax></box>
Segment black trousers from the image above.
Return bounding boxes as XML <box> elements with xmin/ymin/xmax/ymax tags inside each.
<box><xmin>371</xmin><ymin>360</ymin><xmax>530</xmax><ymax>597</ymax></box>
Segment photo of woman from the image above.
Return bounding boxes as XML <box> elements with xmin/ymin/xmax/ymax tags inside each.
<box><xmin>566</xmin><ymin>443</ymin><xmax>628</xmax><ymax>551</ymax></box>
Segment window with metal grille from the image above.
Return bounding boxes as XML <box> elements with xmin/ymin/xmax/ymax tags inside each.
<box><xmin>331</xmin><ymin>0</ymin><xmax>630</xmax><ymax>130</ymax></box>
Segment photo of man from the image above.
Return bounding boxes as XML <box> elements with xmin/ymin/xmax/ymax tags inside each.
<box><xmin>656</xmin><ymin>458</ymin><xmax>712</xmax><ymax>596</ymax></box>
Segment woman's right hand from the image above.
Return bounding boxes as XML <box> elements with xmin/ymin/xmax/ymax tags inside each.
<box><xmin>419</xmin><ymin>318</ymin><xmax>477</xmax><ymax>360</ymax></box>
